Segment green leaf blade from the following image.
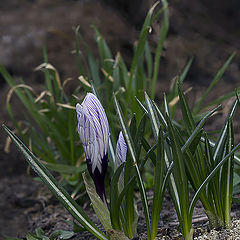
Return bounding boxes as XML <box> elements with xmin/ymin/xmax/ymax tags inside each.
<box><xmin>113</xmin><ymin>96</ymin><xmax>151</xmax><ymax>239</ymax></box>
<box><xmin>151</xmin><ymin>127</ymin><xmax>165</xmax><ymax>239</ymax></box>
<box><xmin>2</xmin><ymin>125</ymin><xmax>108</xmax><ymax>240</ymax></box>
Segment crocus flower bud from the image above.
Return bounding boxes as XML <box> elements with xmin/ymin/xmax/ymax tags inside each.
<box><xmin>116</xmin><ymin>131</ymin><xmax>127</xmax><ymax>191</ymax></box>
<box><xmin>116</xmin><ymin>131</ymin><xmax>127</xmax><ymax>167</ymax></box>
<box><xmin>76</xmin><ymin>93</ymin><xmax>109</xmax><ymax>202</ymax></box>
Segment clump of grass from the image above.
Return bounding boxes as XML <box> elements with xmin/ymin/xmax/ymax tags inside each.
<box><xmin>0</xmin><ymin>1</ymin><xmax>169</xmax><ymax>191</ymax></box>
<box><xmin>3</xmin><ymin>83</ymin><xmax>240</xmax><ymax>240</ymax></box>
<box><xmin>2</xmin><ymin>1</ymin><xmax>240</xmax><ymax>239</ymax></box>
<box><xmin>0</xmin><ymin>56</ymin><xmax>86</xmax><ymax>194</ymax></box>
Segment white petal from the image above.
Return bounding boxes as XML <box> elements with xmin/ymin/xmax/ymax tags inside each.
<box><xmin>76</xmin><ymin>94</ymin><xmax>109</xmax><ymax>174</ymax></box>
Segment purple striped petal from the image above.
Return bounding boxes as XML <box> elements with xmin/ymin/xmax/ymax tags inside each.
<box><xmin>76</xmin><ymin>93</ymin><xmax>109</xmax><ymax>174</ymax></box>
<box><xmin>116</xmin><ymin>131</ymin><xmax>127</xmax><ymax>167</ymax></box>
<box><xmin>76</xmin><ymin>93</ymin><xmax>109</xmax><ymax>202</ymax></box>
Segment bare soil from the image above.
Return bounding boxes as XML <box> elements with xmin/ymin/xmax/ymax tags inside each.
<box><xmin>0</xmin><ymin>0</ymin><xmax>240</xmax><ymax>239</ymax></box>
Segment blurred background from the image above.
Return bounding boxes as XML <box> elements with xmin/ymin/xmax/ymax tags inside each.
<box><xmin>0</xmin><ymin>0</ymin><xmax>239</xmax><ymax>238</ymax></box>
<box><xmin>0</xmin><ymin>0</ymin><xmax>239</xmax><ymax>90</ymax></box>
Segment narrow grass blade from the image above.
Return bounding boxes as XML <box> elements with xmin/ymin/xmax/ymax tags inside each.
<box><xmin>92</xmin><ymin>25</ymin><xmax>113</xmax><ymax>73</ymax></box>
<box><xmin>109</xmin><ymin>131</ymin><xmax>116</xmax><ymax>169</ymax></box>
<box><xmin>122</xmin><ymin>148</ymin><xmax>135</xmax><ymax>237</ymax></box>
<box><xmin>151</xmin><ymin>127</ymin><xmax>165</xmax><ymax>239</ymax></box>
<box><xmin>161</xmin><ymin>161</ymin><xmax>173</xmax><ymax>194</ymax></box>
<box><xmin>168</xmin><ymin>57</ymin><xmax>193</xmax><ymax>117</ymax></box>
<box><xmin>181</xmin><ymin>139</ymin><xmax>203</xmax><ymax>193</ymax></box>
<box><xmin>129</xmin><ymin>1</ymin><xmax>162</xmax><ymax>92</ymax></box>
<box><xmin>151</xmin><ymin>0</ymin><xmax>169</xmax><ymax>99</ymax></box>
<box><xmin>163</xmin><ymin>93</ymin><xmax>170</xmax><ymax>116</ymax></box>
<box><xmin>197</xmin><ymin>91</ymin><xmax>236</xmax><ymax>112</ymax></box>
<box><xmin>74</xmin><ymin>26</ymin><xmax>85</xmax><ymax>76</ymax></box>
<box><xmin>2</xmin><ymin>65</ymin><xmax>72</xmax><ymax>162</ymax></box>
<box><xmin>177</xmin><ymin>82</ymin><xmax>195</xmax><ymax>134</ymax></box>
<box><xmin>43</xmin><ymin>46</ymin><xmax>53</xmax><ymax>94</ymax></box>
<box><xmin>134</xmin><ymin>114</ymin><xmax>147</xmax><ymax>161</ymax></box>
<box><xmin>112</xmin><ymin>56</ymin><xmax>120</xmax><ymax>91</ymax></box>
<box><xmin>190</xmin><ymin>141</ymin><xmax>240</xmax><ymax>219</ymax></box>
<box><xmin>152</xmin><ymin>101</ymin><xmax>167</xmax><ymax>128</ymax></box>
<box><xmin>1</xmin><ymin>65</ymin><xmax>40</xmax><ymax>122</ymax></box>
<box><xmin>208</xmin><ymin>111</ymin><xmax>229</xmax><ymax>224</ymax></box>
<box><xmin>110</xmin><ymin>163</ymin><xmax>125</xmax><ymax>230</ymax></box>
<box><xmin>179</xmin><ymin>57</ymin><xmax>194</xmax><ymax>83</ymax></box>
<box><xmin>221</xmin><ymin>118</ymin><xmax>234</xmax><ymax>227</ymax></box>
<box><xmin>44</xmin><ymin>162</ymin><xmax>85</xmax><ymax>174</ymax></box>
<box><xmin>113</xmin><ymin>95</ymin><xmax>151</xmax><ymax>239</ymax></box>
<box><xmin>130</xmin><ymin>114</ymin><xmax>137</xmax><ymax>139</ymax></box>
<box><xmin>141</xmin><ymin>139</ymin><xmax>157</xmax><ymax>167</ymax></box>
<box><xmin>166</xmin><ymin>116</ymin><xmax>190</xmax><ymax>233</ymax></box>
<box><xmin>193</xmin><ymin>52</ymin><xmax>236</xmax><ymax>114</ymax></box>
<box><xmin>117</xmin><ymin>53</ymin><xmax>129</xmax><ymax>88</ymax></box>
<box><xmin>145</xmin><ymin>41</ymin><xmax>153</xmax><ymax>80</ymax></box>
<box><xmin>200</xmin><ymin>136</ymin><xmax>240</xmax><ymax>166</ymax></box>
<box><xmin>181</xmin><ymin>105</ymin><xmax>221</xmax><ymax>152</ymax></box>
<box><xmin>213</xmin><ymin>100</ymin><xmax>238</xmax><ymax>160</ymax></box>
<box><xmin>88</xmin><ymin>50</ymin><xmax>101</xmax><ymax>87</ymax></box>
<box><xmin>135</xmin><ymin>96</ymin><xmax>148</xmax><ymax>114</ymax></box>
<box><xmin>2</xmin><ymin>125</ymin><xmax>108</xmax><ymax>240</ymax></box>
<box><xmin>178</xmin><ymin>82</ymin><xmax>211</xmax><ymax>180</ymax></box>
<box><xmin>150</xmin><ymin>96</ymin><xmax>182</xmax><ymax>217</ymax></box>
<box><xmin>237</xmin><ymin>90</ymin><xmax>240</xmax><ymax>105</ymax></box>
<box><xmin>116</xmin><ymin>143</ymin><xmax>160</xmax><ymax>235</ymax></box>
<box><xmin>113</xmin><ymin>96</ymin><xmax>137</xmax><ymax>165</ymax></box>
<box><xmin>161</xmin><ymin>96</ymin><xmax>183</xmax><ymax>217</ymax></box>
<box><xmin>144</xmin><ymin>92</ymin><xmax>160</xmax><ymax>140</ymax></box>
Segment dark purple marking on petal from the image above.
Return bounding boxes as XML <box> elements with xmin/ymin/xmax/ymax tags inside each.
<box><xmin>86</xmin><ymin>154</ymin><xmax>108</xmax><ymax>202</ymax></box>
